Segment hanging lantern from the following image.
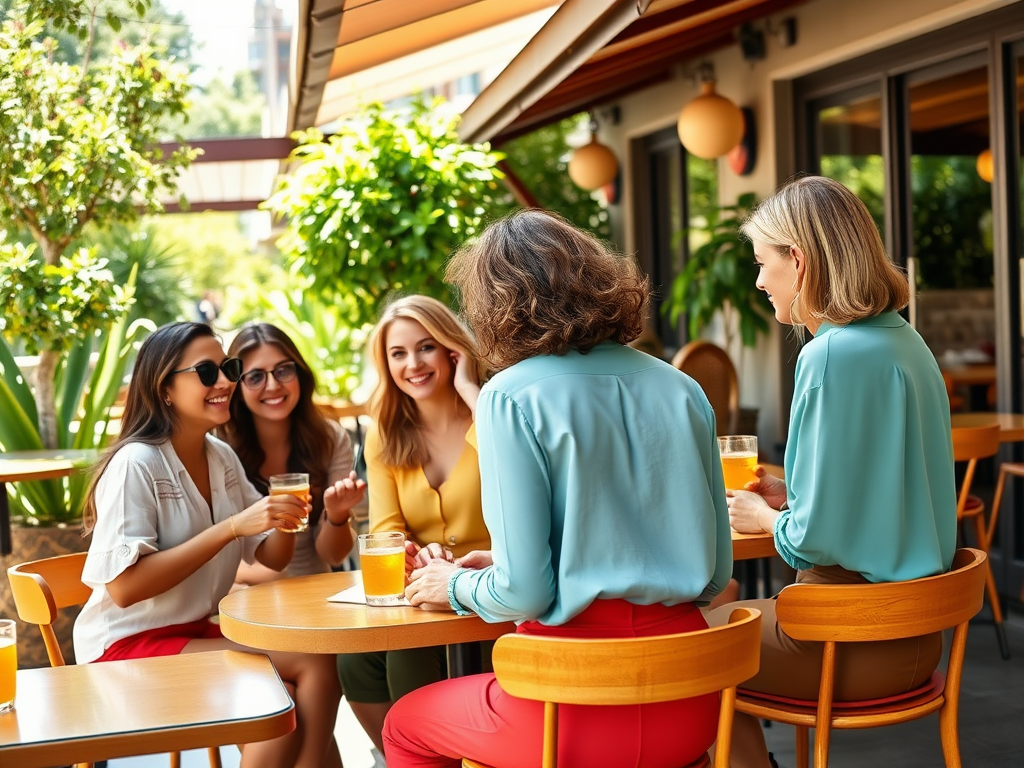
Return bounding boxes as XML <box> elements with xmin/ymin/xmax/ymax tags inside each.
<box><xmin>677</xmin><ymin>80</ymin><xmax>745</xmax><ymax>160</ymax></box>
<box><xmin>976</xmin><ymin>148</ymin><xmax>993</xmax><ymax>183</ymax></box>
<box><xmin>568</xmin><ymin>134</ymin><xmax>619</xmax><ymax>191</ymax></box>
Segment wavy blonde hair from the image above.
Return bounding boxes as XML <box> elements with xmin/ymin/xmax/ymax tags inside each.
<box><xmin>368</xmin><ymin>295</ymin><xmax>485</xmax><ymax>468</ymax></box>
<box><xmin>740</xmin><ymin>176</ymin><xmax>909</xmax><ymax>331</ymax></box>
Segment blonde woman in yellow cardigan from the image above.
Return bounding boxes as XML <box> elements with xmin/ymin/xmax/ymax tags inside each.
<box><xmin>338</xmin><ymin>295</ymin><xmax>489</xmax><ymax>758</ymax></box>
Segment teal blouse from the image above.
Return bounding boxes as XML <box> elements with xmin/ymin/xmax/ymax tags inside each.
<box><xmin>777</xmin><ymin>312</ymin><xmax>957</xmax><ymax>582</ymax></box>
<box><xmin>452</xmin><ymin>342</ymin><xmax>733</xmax><ymax>626</ymax></box>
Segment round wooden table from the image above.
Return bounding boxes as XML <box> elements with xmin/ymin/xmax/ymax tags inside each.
<box><xmin>731</xmin><ymin>530</ymin><xmax>777</xmax><ymax>561</ymax></box>
<box><xmin>951</xmin><ymin>412</ymin><xmax>1024</xmax><ymax>443</ymax></box>
<box><xmin>219</xmin><ymin>571</ymin><xmax>515</xmax><ymax>656</ymax></box>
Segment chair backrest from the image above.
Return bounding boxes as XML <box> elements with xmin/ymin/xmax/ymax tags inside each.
<box><xmin>951</xmin><ymin>424</ymin><xmax>1001</xmax><ymax>518</ymax></box>
<box><xmin>491</xmin><ymin>607</ymin><xmax>762</xmax><ymax>768</ymax></box>
<box><xmin>774</xmin><ymin>548</ymin><xmax>986</xmax><ymax>643</ymax></box>
<box><xmin>7</xmin><ymin>552</ymin><xmax>91</xmax><ymax>667</ymax></box>
<box><xmin>671</xmin><ymin>340</ymin><xmax>739</xmax><ymax>435</ymax></box>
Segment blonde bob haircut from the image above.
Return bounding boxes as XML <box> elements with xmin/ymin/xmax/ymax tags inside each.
<box><xmin>446</xmin><ymin>208</ymin><xmax>650</xmax><ymax>370</ymax></box>
<box><xmin>368</xmin><ymin>294</ymin><xmax>485</xmax><ymax>469</ymax></box>
<box><xmin>740</xmin><ymin>176</ymin><xmax>909</xmax><ymax>330</ymax></box>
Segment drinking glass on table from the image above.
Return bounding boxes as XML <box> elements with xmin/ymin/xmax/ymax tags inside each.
<box><xmin>718</xmin><ymin>435</ymin><xmax>758</xmax><ymax>491</ymax></box>
<box><xmin>358</xmin><ymin>531</ymin><xmax>406</xmax><ymax>606</ymax></box>
<box><xmin>269</xmin><ymin>472</ymin><xmax>310</xmax><ymax>533</ymax></box>
<box><xmin>0</xmin><ymin>619</ymin><xmax>15</xmax><ymax>713</ymax></box>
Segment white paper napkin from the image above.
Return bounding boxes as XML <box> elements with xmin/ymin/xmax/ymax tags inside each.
<box><xmin>327</xmin><ymin>583</ymin><xmax>411</xmax><ymax>606</ymax></box>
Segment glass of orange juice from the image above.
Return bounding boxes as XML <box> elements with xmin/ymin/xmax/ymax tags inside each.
<box><xmin>358</xmin><ymin>532</ymin><xmax>406</xmax><ymax>606</ymax></box>
<box><xmin>0</xmin><ymin>619</ymin><xmax>15</xmax><ymax>713</ymax></box>
<box><xmin>718</xmin><ymin>435</ymin><xmax>758</xmax><ymax>490</ymax></box>
<box><xmin>269</xmin><ymin>472</ymin><xmax>310</xmax><ymax>533</ymax></box>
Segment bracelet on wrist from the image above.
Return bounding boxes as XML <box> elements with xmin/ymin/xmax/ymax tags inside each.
<box><xmin>447</xmin><ymin>569</ymin><xmax>472</xmax><ymax>616</ymax></box>
<box><xmin>323</xmin><ymin>513</ymin><xmax>351</xmax><ymax>528</ymax></box>
<box><xmin>229</xmin><ymin>515</ymin><xmax>240</xmax><ymax>541</ymax></box>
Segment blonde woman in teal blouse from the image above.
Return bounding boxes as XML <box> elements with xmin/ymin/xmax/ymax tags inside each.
<box><xmin>709</xmin><ymin>177</ymin><xmax>957</xmax><ymax>768</ymax></box>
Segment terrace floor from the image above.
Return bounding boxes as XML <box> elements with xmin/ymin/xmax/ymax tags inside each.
<box><xmin>107</xmin><ymin>604</ymin><xmax>1024</xmax><ymax>768</ymax></box>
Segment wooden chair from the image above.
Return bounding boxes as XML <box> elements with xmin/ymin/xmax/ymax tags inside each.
<box><xmin>736</xmin><ymin>548</ymin><xmax>988</xmax><ymax>768</ymax></box>
<box><xmin>950</xmin><ymin>423</ymin><xmax>1009</xmax><ymax>659</ymax></box>
<box><xmin>671</xmin><ymin>340</ymin><xmax>739</xmax><ymax>435</ymax></box>
<box><xmin>941</xmin><ymin>371</ymin><xmax>965</xmax><ymax>411</ymax></box>
<box><xmin>6</xmin><ymin>552</ymin><xmax>225</xmax><ymax>768</ymax></box>
<box><xmin>462</xmin><ymin>607</ymin><xmax>762</xmax><ymax>768</ymax></box>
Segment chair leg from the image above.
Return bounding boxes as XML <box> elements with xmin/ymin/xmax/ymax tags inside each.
<box><xmin>795</xmin><ymin>725</ymin><xmax>809</xmax><ymax>768</ymax></box>
<box><xmin>988</xmin><ymin>468</ymin><xmax>1009</xmax><ymax>549</ymax></box>
<box><xmin>939</xmin><ymin>702</ymin><xmax>963</xmax><ymax>768</ymax></box>
<box><xmin>973</xmin><ymin>515</ymin><xmax>1011</xmax><ymax>660</ymax></box>
<box><xmin>169</xmin><ymin>752</ymin><xmax>181</xmax><ymax>768</ymax></box>
<box><xmin>207</xmin><ymin>747</ymin><xmax>223</xmax><ymax>768</ymax></box>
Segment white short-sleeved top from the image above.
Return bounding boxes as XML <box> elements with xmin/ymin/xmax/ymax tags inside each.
<box><xmin>73</xmin><ymin>435</ymin><xmax>266</xmax><ymax>663</ymax></box>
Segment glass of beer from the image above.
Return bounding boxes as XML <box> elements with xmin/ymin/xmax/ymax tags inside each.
<box><xmin>359</xmin><ymin>531</ymin><xmax>406</xmax><ymax>606</ymax></box>
<box><xmin>718</xmin><ymin>435</ymin><xmax>758</xmax><ymax>490</ymax></box>
<box><xmin>0</xmin><ymin>619</ymin><xmax>15</xmax><ymax>713</ymax></box>
<box><xmin>269</xmin><ymin>472</ymin><xmax>310</xmax><ymax>533</ymax></box>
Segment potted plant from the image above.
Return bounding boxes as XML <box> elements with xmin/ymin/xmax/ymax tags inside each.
<box><xmin>663</xmin><ymin>192</ymin><xmax>772</xmax><ymax>433</ymax></box>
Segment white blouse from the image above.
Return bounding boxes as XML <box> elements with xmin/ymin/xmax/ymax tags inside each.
<box><xmin>74</xmin><ymin>435</ymin><xmax>266</xmax><ymax>663</ymax></box>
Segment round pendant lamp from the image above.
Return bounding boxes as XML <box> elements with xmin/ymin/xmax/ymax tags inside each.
<box><xmin>677</xmin><ymin>80</ymin><xmax>745</xmax><ymax>160</ymax></box>
<box><xmin>976</xmin><ymin>148</ymin><xmax>993</xmax><ymax>183</ymax></box>
<box><xmin>568</xmin><ymin>133</ymin><xmax>619</xmax><ymax>191</ymax></box>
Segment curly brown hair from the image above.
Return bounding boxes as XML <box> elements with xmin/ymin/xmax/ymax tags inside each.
<box><xmin>446</xmin><ymin>209</ymin><xmax>649</xmax><ymax>370</ymax></box>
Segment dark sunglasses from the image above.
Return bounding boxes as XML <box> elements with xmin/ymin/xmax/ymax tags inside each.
<box><xmin>170</xmin><ymin>357</ymin><xmax>243</xmax><ymax>387</ymax></box>
<box><xmin>240</xmin><ymin>361</ymin><xmax>299</xmax><ymax>390</ymax></box>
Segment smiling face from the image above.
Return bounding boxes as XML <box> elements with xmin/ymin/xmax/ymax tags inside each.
<box><xmin>385</xmin><ymin>318</ymin><xmax>454</xmax><ymax>404</ymax></box>
<box><xmin>238</xmin><ymin>343</ymin><xmax>301</xmax><ymax>424</ymax></box>
<box><xmin>164</xmin><ymin>335</ymin><xmax>236</xmax><ymax>431</ymax></box>
<box><xmin>754</xmin><ymin>239</ymin><xmax>802</xmax><ymax>326</ymax></box>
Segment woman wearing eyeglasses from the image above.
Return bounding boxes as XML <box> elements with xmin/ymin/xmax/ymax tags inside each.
<box><xmin>74</xmin><ymin>321</ymin><xmax>342</xmax><ymax>768</ymax></box>
<box><xmin>220</xmin><ymin>322</ymin><xmax>365</xmax><ymax>585</ymax></box>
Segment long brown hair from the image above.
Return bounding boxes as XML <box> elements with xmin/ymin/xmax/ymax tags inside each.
<box><xmin>219</xmin><ymin>323</ymin><xmax>334</xmax><ymax>525</ymax></box>
<box><xmin>83</xmin><ymin>322</ymin><xmax>216</xmax><ymax>532</ymax></box>
<box><xmin>445</xmin><ymin>208</ymin><xmax>649</xmax><ymax>370</ymax></box>
<box><xmin>367</xmin><ymin>295</ymin><xmax>484</xmax><ymax>469</ymax></box>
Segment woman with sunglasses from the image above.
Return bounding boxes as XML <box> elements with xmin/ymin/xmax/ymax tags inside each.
<box><xmin>220</xmin><ymin>322</ymin><xmax>365</xmax><ymax>586</ymax></box>
<box><xmin>74</xmin><ymin>322</ymin><xmax>343</xmax><ymax>768</ymax></box>
<box><xmin>336</xmin><ymin>295</ymin><xmax>489</xmax><ymax>759</ymax></box>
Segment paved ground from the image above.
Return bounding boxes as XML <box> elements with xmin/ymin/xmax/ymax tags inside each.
<box><xmin>107</xmin><ymin>605</ymin><xmax>1024</xmax><ymax>768</ymax></box>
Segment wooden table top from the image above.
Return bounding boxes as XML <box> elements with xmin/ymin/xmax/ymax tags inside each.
<box><xmin>951</xmin><ymin>412</ymin><xmax>1024</xmax><ymax>442</ymax></box>
<box><xmin>0</xmin><ymin>651</ymin><xmax>294</xmax><ymax>768</ymax></box>
<box><xmin>219</xmin><ymin>571</ymin><xmax>515</xmax><ymax>654</ymax></box>
<box><xmin>941</xmin><ymin>364</ymin><xmax>996</xmax><ymax>387</ymax></box>
<box><xmin>0</xmin><ymin>450</ymin><xmax>96</xmax><ymax>483</ymax></box>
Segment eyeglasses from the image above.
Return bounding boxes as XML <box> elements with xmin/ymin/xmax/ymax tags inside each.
<box><xmin>171</xmin><ymin>357</ymin><xmax>243</xmax><ymax>387</ymax></box>
<box><xmin>240</xmin><ymin>361</ymin><xmax>299</xmax><ymax>390</ymax></box>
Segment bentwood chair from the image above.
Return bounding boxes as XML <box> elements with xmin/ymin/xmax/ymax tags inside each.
<box><xmin>736</xmin><ymin>548</ymin><xmax>987</xmax><ymax>768</ymax></box>
<box><xmin>6</xmin><ymin>553</ymin><xmax>226</xmax><ymax>768</ymax></box>
<box><xmin>671</xmin><ymin>340</ymin><xmax>740</xmax><ymax>435</ymax></box>
<box><xmin>950</xmin><ymin>423</ymin><xmax>1009</xmax><ymax>659</ymax></box>
<box><xmin>461</xmin><ymin>607</ymin><xmax>762</xmax><ymax>768</ymax></box>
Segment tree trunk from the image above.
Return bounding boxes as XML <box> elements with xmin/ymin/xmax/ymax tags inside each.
<box><xmin>39</xmin><ymin>238</ymin><xmax>63</xmax><ymax>266</ymax></box>
<box><xmin>34</xmin><ymin>348</ymin><xmax>60</xmax><ymax>450</ymax></box>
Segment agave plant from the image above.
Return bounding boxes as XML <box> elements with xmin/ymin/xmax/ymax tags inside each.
<box><xmin>0</xmin><ymin>269</ymin><xmax>153</xmax><ymax>524</ymax></box>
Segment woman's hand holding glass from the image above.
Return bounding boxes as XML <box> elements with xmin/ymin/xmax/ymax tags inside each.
<box><xmin>233</xmin><ymin>493</ymin><xmax>310</xmax><ymax>537</ymax></box>
<box><xmin>745</xmin><ymin>466</ymin><xmax>787</xmax><ymax>509</ymax></box>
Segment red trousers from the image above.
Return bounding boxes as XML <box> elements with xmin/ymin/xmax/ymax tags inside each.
<box><xmin>382</xmin><ymin>599</ymin><xmax>718</xmax><ymax>768</ymax></box>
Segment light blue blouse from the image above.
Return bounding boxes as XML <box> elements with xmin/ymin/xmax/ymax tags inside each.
<box><xmin>777</xmin><ymin>312</ymin><xmax>957</xmax><ymax>582</ymax></box>
<box><xmin>452</xmin><ymin>342</ymin><xmax>733</xmax><ymax>626</ymax></box>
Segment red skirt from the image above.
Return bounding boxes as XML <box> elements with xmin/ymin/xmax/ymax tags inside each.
<box><xmin>93</xmin><ymin>617</ymin><xmax>223</xmax><ymax>663</ymax></box>
<box><xmin>382</xmin><ymin>599</ymin><xmax>718</xmax><ymax>768</ymax></box>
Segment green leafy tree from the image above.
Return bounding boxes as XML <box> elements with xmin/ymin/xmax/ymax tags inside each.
<box><xmin>169</xmin><ymin>70</ymin><xmax>267</xmax><ymax>140</ymax></box>
<box><xmin>0</xmin><ymin>5</ymin><xmax>196</xmax><ymax>448</ymax></box>
<box><xmin>500</xmin><ymin>114</ymin><xmax>609</xmax><ymax>239</ymax></box>
<box><xmin>263</xmin><ymin>96</ymin><xmax>509</xmax><ymax>333</ymax></box>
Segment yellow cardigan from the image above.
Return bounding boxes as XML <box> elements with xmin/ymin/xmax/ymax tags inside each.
<box><xmin>365</xmin><ymin>425</ymin><xmax>489</xmax><ymax>558</ymax></box>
